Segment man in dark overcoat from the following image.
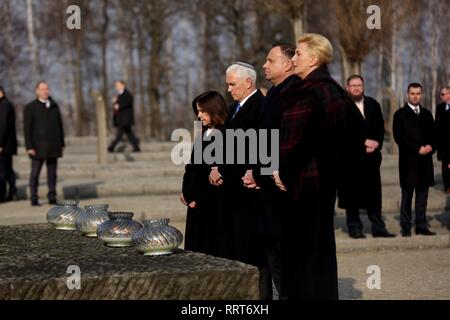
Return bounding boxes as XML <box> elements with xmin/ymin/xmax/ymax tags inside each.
<box><xmin>0</xmin><ymin>86</ymin><xmax>18</xmax><ymax>202</ymax></box>
<box><xmin>435</xmin><ymin>86</ymin><xmax>450</xmax><ymax>193</ymax></box>
<box><xmin>242</xmin><ymin>44</ymin><xmax>299</xmax><ymax>300</ymax></box>
<box><xmin>208</xmin><ymin>62</ymin><xmax>264</xmax><ymax>284</ymax></box>
<box><xmin>393</xmin><ymin>83</ymin><xmax>436</xmax><ymax>237</ymax></box>
<box><xmin>108</xmin><ymin>80</ymin><xmax>140</xmax><ymax>152</ymax></box>
<box><xmin>338</xmin><ymin>75</ymin><xmax>396</xmax><ymax>239</ymax></box>
<box><xmin>24</xmin><ymin>81</ymin><xmax>65</xmax><ymax>206</ymax></box>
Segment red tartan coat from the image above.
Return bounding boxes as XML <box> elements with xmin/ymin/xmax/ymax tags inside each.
<box><xmin>277</xmin><ymin>67</ymin><xmax>365</xmax><ymax>299</ymax></box>
<box><xmin>278</xmin><ymin>67</ymin><xmax>365</xmax><ymax>198</ymax></box>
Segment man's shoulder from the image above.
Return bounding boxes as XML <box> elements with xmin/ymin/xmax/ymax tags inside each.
<box><xmin>246</xmin><ymin>89</ymin><xmax>264</xmax><ymax>107</ymax></box>
<box><xmin>364</xmin><ymin>96</ymin><xmax>381</xmax><ymax>107</ymax></box>
<box><xmin>436</xmin><ymin>102</ymin><xmax>446</xmax><ymax>111</ymax></box>
<box><xmin>394</xmin><ymin>105</ymin><xmax>408</xmax><ymax>117</ymax></box>
<box><xmin>25</xmin><ymin>99</ymin><xmax>38</xmax><ymax>110</ymax></box>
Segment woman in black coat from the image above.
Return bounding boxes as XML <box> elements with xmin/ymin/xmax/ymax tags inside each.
<box><xmin>273</xmin><ymin>33</ymin><xmax>365</xmax><ymax>300</ymax></box>
<box><xmin>181</xmin><ymin>91</ymin><xmax>229</xmax><ymax>255</ymax></box>
<box><xmin>0</xmin><ymin>86</ymin><xmax>18</xmax><ymax>202</ymax></box>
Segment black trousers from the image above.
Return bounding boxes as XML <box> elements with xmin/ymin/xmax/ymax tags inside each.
<box><xmin>0</xmin><ymin>155</ymin><xmax>16</xmax><ymax>201</ymax></box>
<box><xmin>259</xmin><ymin>238</ymin><xmax>282</xmax><ymax>300</ymax></box>
<box><xmin>400</xmin><ymin>186</ymin><xmax>429</xmax><ymax>231</ymax></box>
<box><xmin>346</xmin><ymin>207</ymin><xmax>386</xmax><ymax>234</ymax></box>
<box><xmin>442</xmin><ymin>160</ymin><xmax>450</xmax><ymax>190</ymax></box>
<box><xmin>109</xmin><ymin>126</ymin><xmax>140</xmax><ymax>150</ymax></box>
<box><xmin>30</xmin><ymin>158</ymin><xmax>57</xmax><ymax>202</ymax></box>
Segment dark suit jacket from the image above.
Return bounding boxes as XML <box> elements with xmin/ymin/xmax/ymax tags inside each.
<box><xmin>393</xmin><ymin>104</ymin><xmax>435</xmax><ymax>188</ymax></box>
<box><xmin>0</xmin><ymin>96</ymin><xmax>18</xmax><ymax>155</ymax></box>
<box><xmin>435</xmin><ymin>102</ymin><xmax>450</xmax><ymax>162</ymax></box>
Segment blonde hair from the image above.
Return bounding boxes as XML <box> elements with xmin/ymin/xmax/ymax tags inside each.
<box><xmin>297</xmin><ymin>33</ymin><xmax>333</xmax><ymax>67</ymax></box>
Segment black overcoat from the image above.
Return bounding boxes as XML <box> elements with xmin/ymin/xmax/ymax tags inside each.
<box><xmin>436</xmin><ymin>102</ymin><xmax>450</xmax><ymax>163</ymax></box>
<box><xmin>215</xmin><ymin>90</ymin><xmax>264</xmax><ymax>265</ymax></box>
<box><xmin>114</xmin><ymin>89</ymin><xmax>135</xmax><ymax>127</ymax></box>
<box><xmin>23</xmin><ymin>97</ymin><xmax>65</xmax><ymax>159</ymax></box>
<box><xmin>338</xmin><ymin>96</ymin><xmax>385</xmax><ymax>210</ymax></box>
<box><xmin>0</xmin><ymin>96</ymin><xmax>18</xmax><ymax>155</ymax></box>
<box><xmin>393</xmin><ymin>104</ymin><xmax>435</xmax><ymax>188</ymax></box>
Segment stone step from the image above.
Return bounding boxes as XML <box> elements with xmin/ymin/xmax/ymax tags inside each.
<box><xmin>13</xmin><ymin>176</ymin><xmax>182</xmax><ymax>201</ymax></box>
<box><xmin>13</xmin><ymin>151</ymin><xmax>175</xmax><ymax>164</ymax></box>
<box><xmin>336</xmin><ymin>186</ymin><xmax>450</xmax><ymax>214</ymax></box>
<box><xmin>10</xmin><ymin>174</ymin><xmax>450</xmax><ymax>213</ymax></box>
<box><xmin>12</xmin><ymin>166</ymin><xmax>184</xmax><ymax>181</ymax></box>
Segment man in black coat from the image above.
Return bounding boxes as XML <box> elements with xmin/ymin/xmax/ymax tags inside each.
<box><xmin>339</xmin><ymin>75</ymin><xmax>396</xmax><ymax>239</ymax></box>
<box><xmin>435</xmin><ymin>86</ymin><xmax>450</xmax><ymax>193</ymax></box>
<box><xmin>24</xmin><ymin>81</ymin><xmax>65</xmax><ymax>206</ymax></box>
<box><xmin>0</xmin><ymin>86</ymin><xmax>18</xmax><ymax>202</ymax></box>
<box><xmin>393</xmin><ymin>83</ymin><xmax>436</xmax><ymax>237</ymax></box>
<box><xmin>108</xmin><ymin>80</ymin><xmax>140</xmax><ymax>152</ymax></box>
<box><xmin>208</xmin><ymin>62</ymin><xmax>264</xmax><ymax>290</ymax></box>
<box><xmin>242</xmin><ymin>44</ymin><xmax>299</xmax><ymax>300</ymax></box>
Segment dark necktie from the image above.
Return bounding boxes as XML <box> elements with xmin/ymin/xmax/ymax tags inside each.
<box><xmin>232</xmin><ymin>102</ymin><xmax>242</xmax><ymax>119</ymax></box>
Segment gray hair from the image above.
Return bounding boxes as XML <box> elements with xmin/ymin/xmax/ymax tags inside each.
<box><xmin>226</xmin><ymin>63</ymin><xmax>257</xmax><ymax>84</ymax></box>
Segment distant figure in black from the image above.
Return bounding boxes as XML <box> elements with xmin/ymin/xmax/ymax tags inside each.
<box><xmin>435</xmin><ymin>86</ymin><xmax>450</xmax><ymax>193</ymax></box>
<box><xmin>108</xmin><ymin>80</ymin><xmax>140</xmax><ymax>153</ymax></box>
<box><xmin>0</xmin><ymin>86</ymin><xmax>18</xmax><ymax>202</ymax></box>
<box><xmin>339</xmin><ymin>75</ymin><xmax>396</xmax><ymax>239</ymax></box>
<box><xmin>393</xmin><ymin>83</ymin><xmax>436</xmax><ymax>237</ymax></box>
<box><xmin>24</xmin><ymin>81</ymin><xmax>65</xmax><ymax>206</ymax></box>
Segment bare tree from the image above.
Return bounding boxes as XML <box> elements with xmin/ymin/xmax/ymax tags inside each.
<box><xmin>26</xmin><ymin>0</ymin><xmax>42</xmax><ymax>83</ymax></box>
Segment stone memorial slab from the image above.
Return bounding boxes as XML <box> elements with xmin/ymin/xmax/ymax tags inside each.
<box><xmin>0</xmin><ymin>224</ymin><xmax>259</xmax><ymax>300</ymax></box>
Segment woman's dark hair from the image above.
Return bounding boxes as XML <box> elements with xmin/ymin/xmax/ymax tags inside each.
<box><xmin>191</xmin><ymin>91</ymin><xmax>229</xmax><ymax>128</ymax></box>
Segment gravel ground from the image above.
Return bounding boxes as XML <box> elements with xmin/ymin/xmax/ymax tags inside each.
<box><xmin>338</xmin><ymin>248</ymin><xmax>450</xmax><ymax>300</ymax></box>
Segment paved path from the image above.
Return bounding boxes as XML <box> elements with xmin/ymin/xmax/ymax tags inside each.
<box><xmin>338</xmin><ymin>248</ymin><xmax>450</xmax><ymax>300</ymax></box>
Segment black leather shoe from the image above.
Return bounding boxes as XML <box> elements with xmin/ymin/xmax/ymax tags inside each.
<box><xmin>415</xmin><ymin>227</ymin><xmax>436</xmax><ymax>236</ymax></box>
<box><xmin>373</xmin><ymin>229</ymin><xmax>397</xmax><ymax>238</ymax></box>
<box><xmin>349</xmin><ymin>230</ymin><xmax>366</xmax><ymax>239</ymax></box>
<box><xmin>107</xmin><ymin>146</ymin><xmax>115</xmax><ymax>153</ymax></box>
<box><xmin>401</xmin><ymin>230</ymin><xmax>411</xmax><ymax>237</ymax></box>
<box><xmin>31</xmin><ymin>200</ymin><xmax>41</xmax><ymax>207</ymax></box>
<box><xmin>48</xmin><ymin>199</ymin><xmax>57</xmax><ymax>205</ymax></box>
<box><xmin>6</xmin><ymin>193</ymin><xmax>17</xmax><ymax>202</ymax></box>
<box><xmin>132</xmin><ymin>147</ymin><xmax>141</xmax><ymax>153</ymax></box>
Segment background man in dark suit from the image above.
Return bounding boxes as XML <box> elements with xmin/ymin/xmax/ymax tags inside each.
<box><xmin>393</xmin><ymin>83</ymin><xmax>436</xmax><ymax>237</ymax></box>
<box><xmin>24</xmin><ymin>81</ymin><xmax>65</xmax><ymax>206</ymax></box>
<box><xmin>0</xmin><ymin>86</ymin><xmax>18</xmax><ymax>203</ymax></box>
<box><xmin>435</xmin><ymin>86</ymin><xmax>450</xmax><ymax>193</ymax></box>
<box><xmin>339</xmin><ymin>75</ymin><xmax>396</xmax><ymax>239</ymax></box>
<box><xmin>108</xmin><ymin>80</ymin><xmax>140</xmax><ymax>152</ymax></box>
<box><xmin>242</xmin><ymin>44</ymin><xmax>298</xmax><ymax>300</ymax></box>
<box><xmin>209</xmin><ymin>62</ymin><xmax>265</xmax><ymax>295</ymax></box>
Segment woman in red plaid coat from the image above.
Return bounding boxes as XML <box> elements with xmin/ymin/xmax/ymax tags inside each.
<box><xmin>273</xmin><ymin>33</ymin><xmax>365</xmax><ymax>300</ymax></box>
